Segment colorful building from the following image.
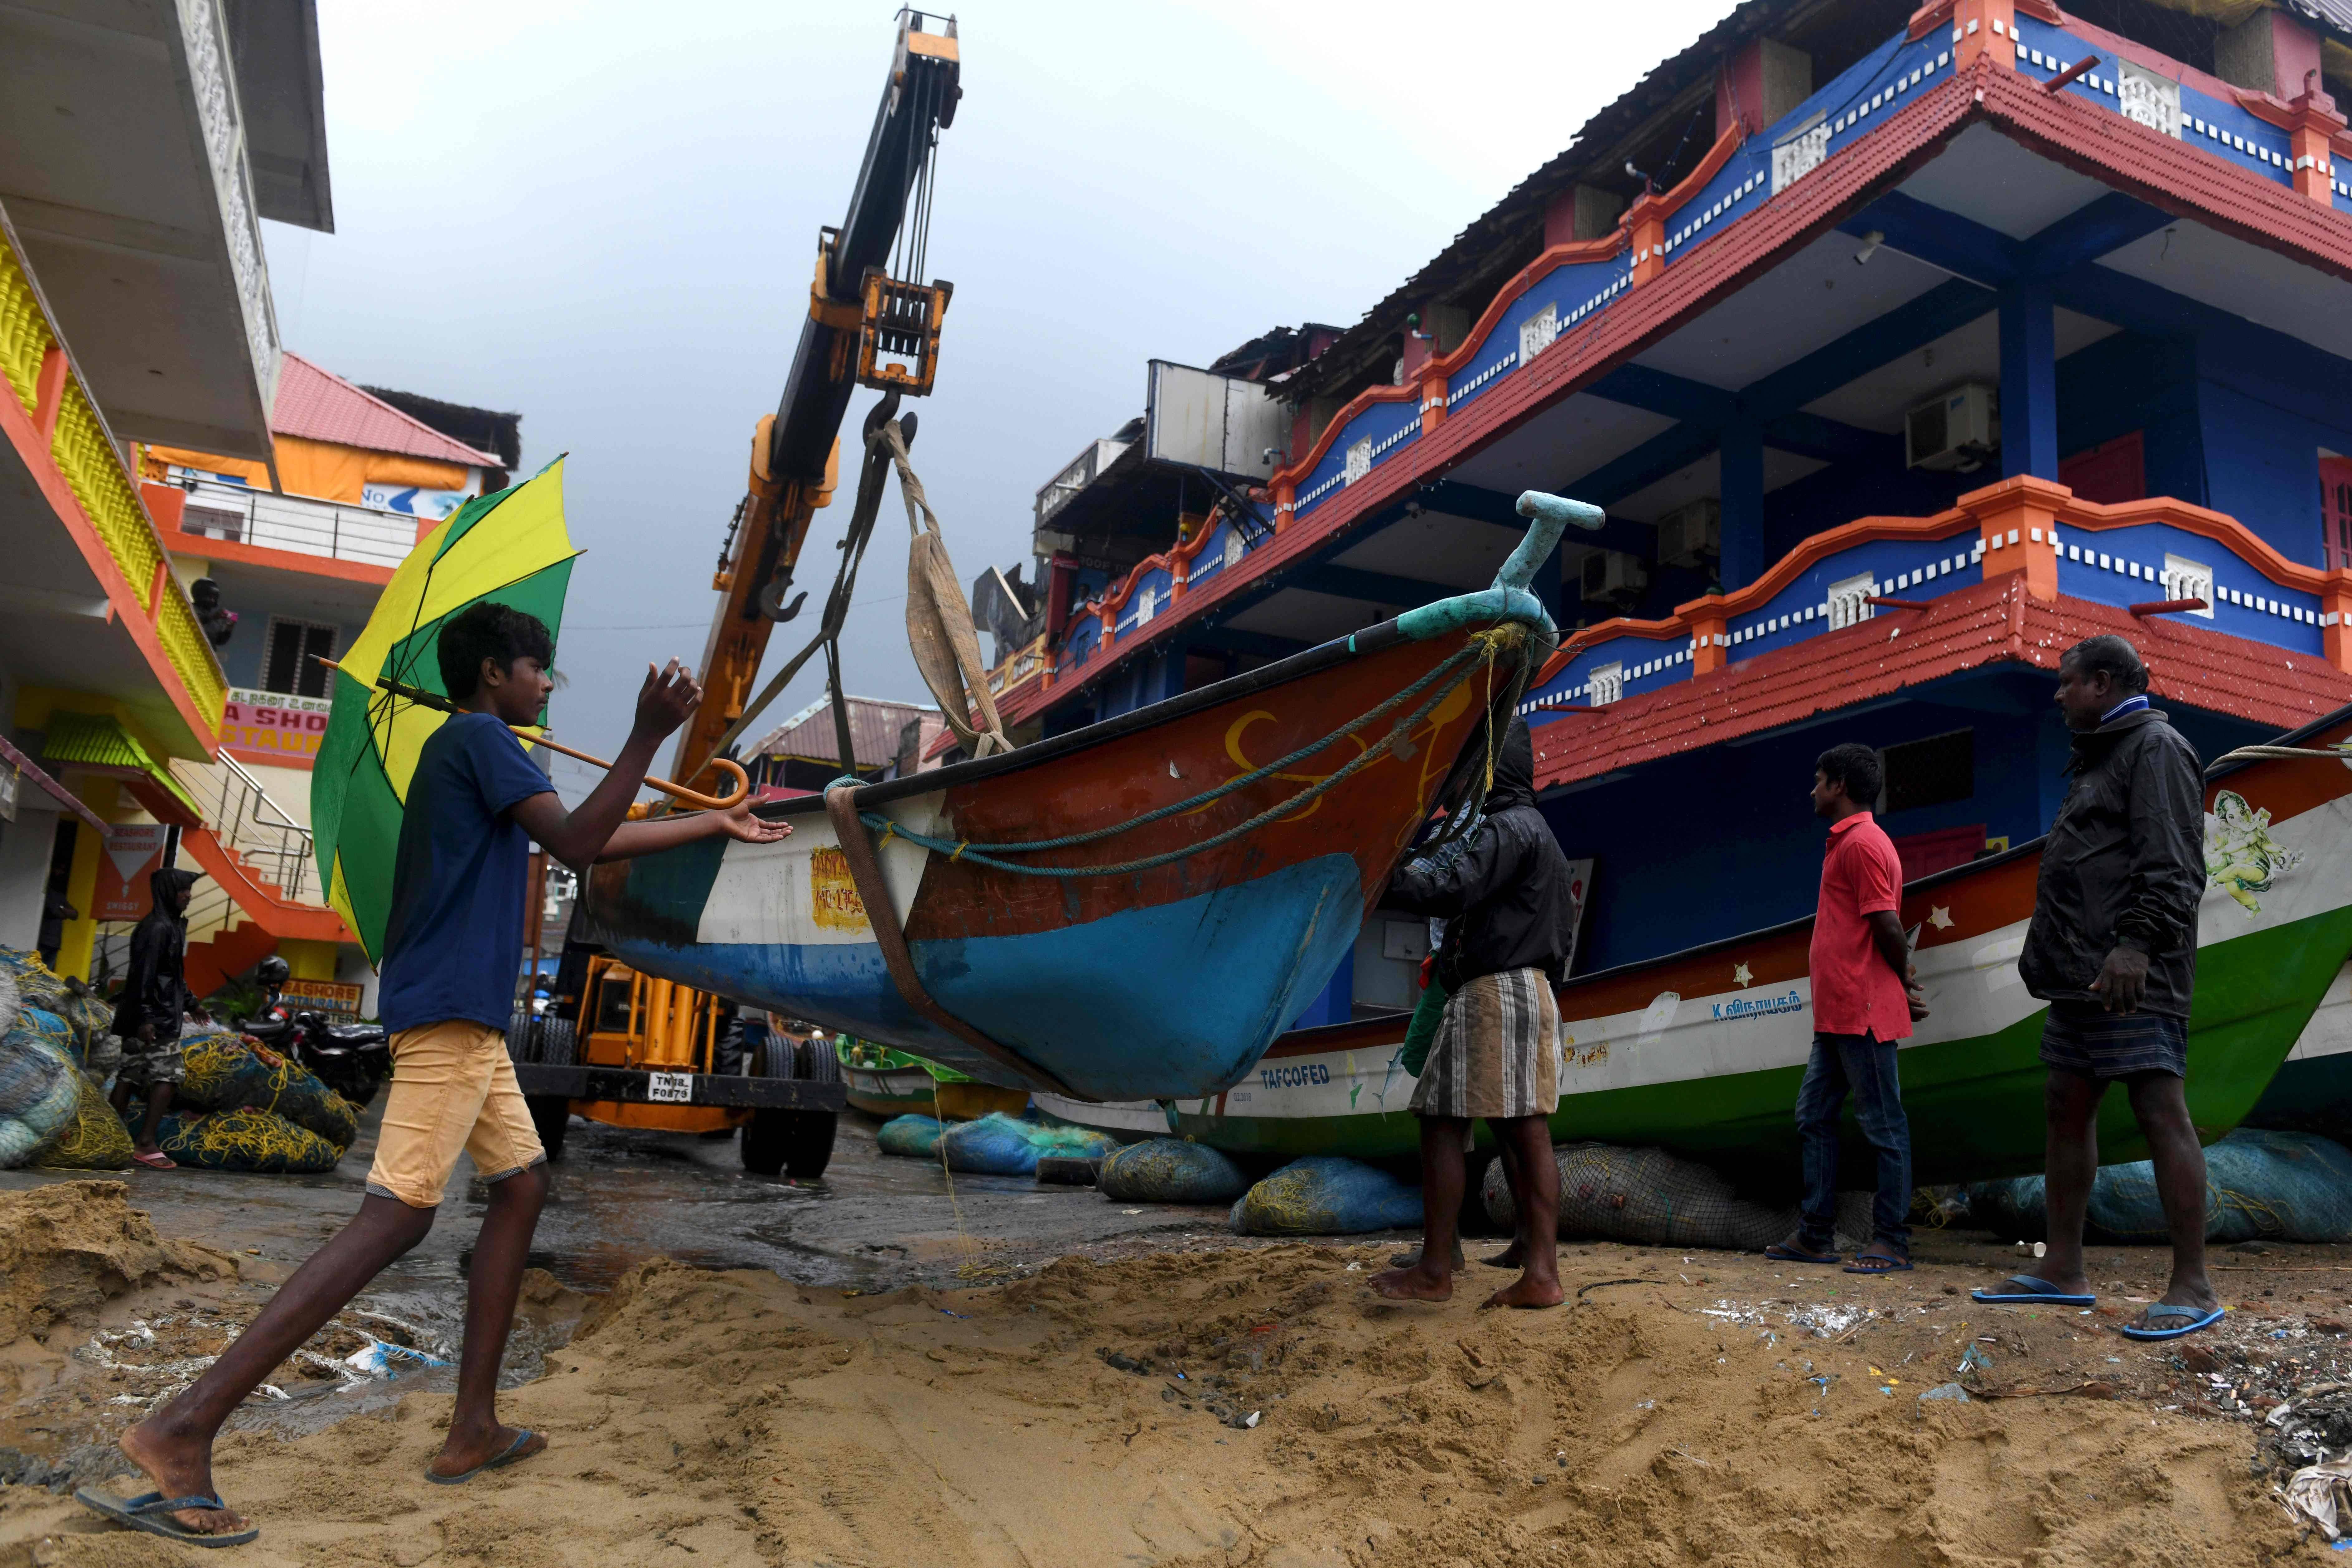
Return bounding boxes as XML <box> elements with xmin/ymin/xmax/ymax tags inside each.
<box><xmin>979</xmin><ymin>0</ymin><xmax>2352</xmax><ymax>1023</ymax></box>
<box><xmin>0</xmin><ymin>0</ymin><xmax>330</xmax><ymax>987</ymax></box>
<box><xmin>131</xmin><ymin>355</ymin><xmax>518</xmax><ymax>1007</ymax></box>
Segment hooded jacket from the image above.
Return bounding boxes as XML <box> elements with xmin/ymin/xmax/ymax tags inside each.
<box><xmin>111</xmin><ymin>867</ymin><xmax>200</xmax><ymax>1040</ymax></box>
<box><xmin>2017</xmin><ymin>706</ymin><xmax>2204</xmax><ymax>1018</ymax></box>
<box><xmin>1384</xmin><ymin>720</ymin><xmax>1579</xmax><ymax>988</ymax></box>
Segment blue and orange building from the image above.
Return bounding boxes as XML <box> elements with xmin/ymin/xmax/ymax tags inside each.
<box><xmin>980</xmin><ymin>0</ymin><xmax>2352</xmax><ymax>1024</ymax></box>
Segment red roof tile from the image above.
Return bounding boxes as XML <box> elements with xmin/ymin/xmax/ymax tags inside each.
<box><xmin>272</xmin><ymin>353</ymin><xmax>501</xmax><ymax>467</ymax></box>
<box><xmin>1532</xmin><ymin>578</ymin><xmax>2352</xmax><ymax>790</ymax></box>
<box><xmin>751</xmin><ymin>696</ymin><xmax>942</xmax><ymax>770</ymax></box>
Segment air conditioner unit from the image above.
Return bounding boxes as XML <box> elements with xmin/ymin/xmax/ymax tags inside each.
<box><xmin>1904</xmin><ymin>382</ymin><xmax>1999</xmax><ymax>471</ymax></box>
<box><xmin>1581</xmin><ymin>550</ymin><xmax>1649</xmax><ymax>605</ymax></box>
<box><xmin>1656</xmin><ymin>499</ymin><xmax>1722</xmax><ymax>568</ymax></box>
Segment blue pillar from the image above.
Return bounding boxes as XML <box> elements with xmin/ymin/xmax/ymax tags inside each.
<box><xmin>1719</xmin><ymin>415</ymin><xmax>1765</xmax><ymax>590</ymax></box>
<box><xmin>1999</xmin><ymin>279</ymin><xmax>2058</xmax><ymax>480</ymax></box>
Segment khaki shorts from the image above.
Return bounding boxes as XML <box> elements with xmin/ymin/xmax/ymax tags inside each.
<box><xmin>365</xmin><ymin>1020</ymin><xmax>544</xmax><ymax>1209</ymax></box>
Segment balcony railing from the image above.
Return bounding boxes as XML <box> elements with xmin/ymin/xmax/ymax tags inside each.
<box><xmin>173</xmin><ymin>476</ymin><xmax>425</xmax><ymax>570</ymax></box>
<box><xmin>172</xmin><ymin>748</ymin><xmax>318</xmax><ymax>906</ymax></box>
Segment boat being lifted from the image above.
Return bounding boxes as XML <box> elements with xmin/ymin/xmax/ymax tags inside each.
<box><xmin>572</xmin><ymin>494</ymin><xmax>1599</xmax><ymax>1103</ymax></box>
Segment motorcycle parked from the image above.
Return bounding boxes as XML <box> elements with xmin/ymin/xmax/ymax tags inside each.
<box><xmin>241</xmin><ymin>1001</ymin><xmax>391</xmax><ymax>1108</ymax></box>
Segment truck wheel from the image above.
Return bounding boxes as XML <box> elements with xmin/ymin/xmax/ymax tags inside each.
<box><xmin>743</xmin><ymin>1109</ymin><xmax>836</xmax><ymax>1179</ymax></box>
<box><xmin>527</xmin><ymin>1095</ymin><xmax>571</xmax><ymax>1162</ymax></box>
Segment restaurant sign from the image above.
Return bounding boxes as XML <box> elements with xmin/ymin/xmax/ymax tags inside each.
<box><xmin>222</xmin><ymin>688</ymin><xmax>332</xmax><ymax>761</ymax></box>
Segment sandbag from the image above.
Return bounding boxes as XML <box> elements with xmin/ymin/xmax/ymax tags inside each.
<box><xmin>0</xmin><ymin>1015</ymin><xmax>82</xmax><ymax>1169</ymax></box>
<box><xmin>33</xmin><ymin>1071</ymin><xmax>133</xmax><ymax>1170</ymax></box>
<box><xmin>937</xmin><ymin>1112</ymin><xmax>1116</xmax><ymax>1177</ymax></box>
<box><xmin>1098</xmin><ymin>1138</ymin><xmax>1250</xmax><ymax>1205</ymax></box>
<box><xmin>176</xmin><ymin>1029</ymin><xmax>358</xmax><ymax>1149</ymax></box>
<box><xmin>142</xmin><ymin>1106</ymin><xmax>344</xmax><ymax>1174</ymax></box>
<box><xmin>1485</xmin><ymin>1143</ymin><xmax>1880</xmax><ymax>1252</ymax></box>
<box><xmin>1964</xmin><ymin>1129</ymin><xmax>2352</xmax><ymax>1245</ymax></box>
<box><xmin>1229</xmin><ymin>1156</ymin><xmax>1422</xmax><ymax>1236</ymax></box>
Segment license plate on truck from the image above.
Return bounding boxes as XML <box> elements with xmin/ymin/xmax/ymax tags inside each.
<box><xmin>647</xmin><ymin>1072</ymin><xmax>694</xmax><ymax>1104</ymax></box>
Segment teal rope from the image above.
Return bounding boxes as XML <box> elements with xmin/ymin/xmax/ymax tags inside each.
<box><xmin>860</xmin><ymin>645</ymin><xmax>1495</xmax><ymax>879</ymax></box>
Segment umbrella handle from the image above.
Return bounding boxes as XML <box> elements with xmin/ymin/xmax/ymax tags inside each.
<box><xmin>520</xmin><ymin>733</ymin><xmax>752</xmax><ymax>812</ymax></box>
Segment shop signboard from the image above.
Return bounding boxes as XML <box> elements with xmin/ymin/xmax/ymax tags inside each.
<box><xmin>222</xmin><ymin>687</ymin><xmax>333</xmax><ymax>763</ymax></box>
<box><xmin>93</xmin><ymin>824</ymin><xmax>171</xmax><ymax>922</ymax></box>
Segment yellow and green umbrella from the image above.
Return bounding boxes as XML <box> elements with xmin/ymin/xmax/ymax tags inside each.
<box><xmin>312</xmin><ymin>459</ymin><xmax>579</xmax><ymax>964</ymax></box>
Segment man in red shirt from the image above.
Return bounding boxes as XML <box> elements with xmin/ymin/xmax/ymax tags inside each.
<box><xmin>1766</xmin><ymin>743</ymin><xmax>1927</xmax><ymax>1273</ymax></box>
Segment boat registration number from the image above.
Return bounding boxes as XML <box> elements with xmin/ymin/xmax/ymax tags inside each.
<box><xmin>647</xmin><ymin>1072</ymin><xmax>695</xmax><ymax>1104</ymax></box>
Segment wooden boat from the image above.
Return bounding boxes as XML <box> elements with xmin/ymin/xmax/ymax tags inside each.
<box><xmin>572</xmin><ymin>499</ymin><xmax>1581</xmax><ymax>1103</ymax></box>
<box><xmin>1101</xmin><ymin>709</ymin><xmax>2352</xmax><ymax>1184</ymax></box>
<box><xmin>837</xmin><ymin>1038</ymin><xmax>1029</xmax><ymax>1121</ymax></box>
<box><xmin>2247</xmin><ymin>961</ymin><xmax>2352</xmax><ymax>1140</ymax></box>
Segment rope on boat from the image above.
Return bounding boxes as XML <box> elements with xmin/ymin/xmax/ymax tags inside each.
<box><xmin>858</xmin><ymin>625</ymin><xmax>1530</xmax><ymax>879</ymax></box>
<box><xmin>2212</xmin><ymin>743</ymin><xmax>2352</xmax><ymax>766</ymax></box>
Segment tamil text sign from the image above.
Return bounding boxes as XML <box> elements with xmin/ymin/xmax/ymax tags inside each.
<box><xmin>223</xmin><ymin>688</ymin><xmax>332</xmax><ymax>762</ymax></box>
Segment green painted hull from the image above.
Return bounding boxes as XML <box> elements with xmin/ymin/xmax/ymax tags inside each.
<box><xmin>1152</xmin><ymin>873</ymin><xmax>2352</xmax><ymax>1187</ymax></box>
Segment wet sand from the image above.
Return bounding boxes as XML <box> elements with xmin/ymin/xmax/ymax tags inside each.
<box><xmin>2</xmin><ymin>1123</ymin><xmax>2347</xmax><ymax>1565</ymax></box>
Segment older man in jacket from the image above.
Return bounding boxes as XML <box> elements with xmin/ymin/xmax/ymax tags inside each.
<box><xmin>1973</xmin><ymin>634</ymin><xmax>2219</xmax><ymax>1340</ymax></box>
<box><xmin>1372</xmin><ymin>718</ymin><xmax>1575</xmax><ymax>1310</ymax></box>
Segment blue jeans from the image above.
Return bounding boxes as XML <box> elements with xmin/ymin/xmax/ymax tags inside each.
<box><xmin>1795</xmin><ymin>1031</ymin><xmax>1913</xmax><ymax>1253</ymax></box>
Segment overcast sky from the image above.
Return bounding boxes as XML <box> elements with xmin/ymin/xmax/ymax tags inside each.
<box><xmin>266</xmin><ymin>0</ymin><xmax>1735</xmax><ymax>802</ymax></box>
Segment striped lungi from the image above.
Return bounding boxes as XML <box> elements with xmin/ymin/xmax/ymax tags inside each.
<box><xmin>1408</xmin><ymin>967</ymin><xmax>1560</xmax><ymax>1120</ymax></box>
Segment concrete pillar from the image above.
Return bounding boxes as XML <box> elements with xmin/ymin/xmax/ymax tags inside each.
<box><xmin>1717</xmin><ymin>38</ymin><xmax>1813</xmax><ymax>138</ymax></box>
<box><xmin>1543</xmin><ymin>185</ymin><xmax>1625</xmax><ymax>250</ymax></box>
<box><xmin>1999</xmin><ymin>279</ymin><xmax>2058</xmax><ymax>481</ymax></box>
<box><xmin>2216</xmin><ymin>8</ymin><xmax>2323</xmax><ymax>98</ymax></box>
<box><xmin>1719</xmin><ymin>417</ymin><xmax>1765</xmax><ymax>591</ymax></box>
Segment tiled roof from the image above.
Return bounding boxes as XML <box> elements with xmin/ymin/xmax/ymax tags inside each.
<box><xmin>271</xmin><ymin>353</ymin><xmax>501</xmax><ymax>467</ymax></box>
<box><xmin>39</xmin><ymin>711</ymin><xmax>199</xmax><ymax>816</ymax></box>
<box><xmin>1532</xmin><ymin>578</ymin><xmax>2352</xmax><ymax>790</ymax></box>
<box><xmin>750</xmin><ymin>695</ymin><xmax>942</xmax><ymax>769</ymax></box>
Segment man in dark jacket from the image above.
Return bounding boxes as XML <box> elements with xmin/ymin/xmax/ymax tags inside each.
<box><xmin>1372</xmin><ymin>718</ymin><xmax>1574</xmax><ymax>1310</ymax></box>
<box><xmin>109</xmin><ymin>866</ymin><xmax>201</xmax><ymax>1170</ymax></box>
<box><xmin>1975</xmin><ymin>634</ymin><xmax>2219</xmax><ymax>1338</ymax></box>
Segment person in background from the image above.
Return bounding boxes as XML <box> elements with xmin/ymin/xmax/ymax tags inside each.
<box><xmin>108</xmin><ymin>866</ymin><xmax>201</xmax><ymax>1171</ymax></box>
<box><xmin>1974</xmin><ymin>634</ymin><xmax>2218</xmax><ymax>1340</ymax></box>
<box><xmin>38</xmin><ymin>887</ymin><xmax>77</xmax><ymax>972</ymax></box>
<box><xmin>94</xmin><ymin>603</ymin><xmax>790</xmax><ymax>1548</ymax></box>
<box><xmin>1766</xmin><ymin>744</ymin><xmax>1926</xmax><ymax>1273</ymax></box>
<box><xmin>1372</xmin><ymin>718</ymin><xmax>1573</xmax><ymax>1310</ymax></box>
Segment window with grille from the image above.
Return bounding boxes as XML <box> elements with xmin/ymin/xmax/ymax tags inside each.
<box><xmin>1587</xmin><ymin>661</ymin><xmax>1624</xmax><ymax>706</ymax></box>
<box><xmin>1880</xmin><ymin>728</ymin><xmax>1974</xmax><ymax>815</ymax></box>
<box><xmin>2322</xmin><ymin>456</ymin><xmax>2352</xmax><ymax>572</ymax></box>
<box><xmin>261</xmin><ymin>618</ymin><xmax>336</xmax><ymax>698</ymax></box>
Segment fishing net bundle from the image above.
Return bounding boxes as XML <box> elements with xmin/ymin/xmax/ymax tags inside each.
<box><xmin>1099</xmin><ymin>1138</ymin><xmax>1249</xmax><ymax>1205</ymax></box>
<box><xmin>1229</xmin><ymin>1155</ymin><xmax>1423</xmax><ymax>1236</ymax></box>
<box><xmin>0</xmin><ymin>946</ymin><xmax>114</xmax><ymax>1072</ymax></box>
<box><xmin>936</xmin><ymin>1112</ymin><xmax>1115</xmax><ymax>1176</ymax></box>
<box><xmin>140</xmin><ymin>1105</ymin><xmax>344</xmax><ymax>1174</ymax></box>
<box><xmin>1480</xmin><ymin>1143</ymin><xmax>1878</xmax><ymax>1252</ymax></box>
<box><xmin>877</xmin><ymin>1113</ymin><xmax>947</xmax><ymax>1159</ymax></box>
<box><xmin>175</xmin><ymin>1027</ymin><xmax>360</xmax><ymax>1149</ymax></box>
<box><xmin>1964</xmin><ymin>1127</ymin><xmax>2352</xmax><ymax>1244</ymax></box>
<box><xmin>0</xmin><ymin>1006</ymin><xmax>83</xmax><ymax>1169</ymax></box>
<box><xmin>34</xmin><ymin>1070</ymin><xmax>133</xmax><ymax>1170</ymax></box>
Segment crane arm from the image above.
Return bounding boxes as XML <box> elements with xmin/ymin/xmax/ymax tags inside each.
<box><xmin>675</xmin><ymin>9</ymin><xmax>959</xmax><ymax>791</ymax></box>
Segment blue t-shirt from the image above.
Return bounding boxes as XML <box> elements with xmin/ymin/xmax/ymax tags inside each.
<box><xmin>379</xmin><ymin>712</ymin><xmax>555</xmax><ymax>1034</ymax></box>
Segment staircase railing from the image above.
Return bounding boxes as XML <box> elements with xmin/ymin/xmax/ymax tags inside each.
<box><xmin>172</xmin><ymin>751</ymin><xmax>318</xmax><ymax>905</ymax></box>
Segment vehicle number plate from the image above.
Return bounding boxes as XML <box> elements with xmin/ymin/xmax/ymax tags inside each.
<box><xmin>647</xmin><ymin>1071</ymin><xmax>694</xmax><ymax>1104</ymax></box>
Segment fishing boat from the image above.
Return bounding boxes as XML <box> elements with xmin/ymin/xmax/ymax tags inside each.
<box><xmin>1097</xmin><ymin>708</ymin><xmax>2352</xmax><ymax>1184</ymax></box>
<box><xmin>837</xmin><ymin>1038</ymin><xmax>1030</xmax><ymax>1121</ymax></box>
<box><xmin>571</xmin><ymin>500</ymin><xmax>1586</xmax><ymax>1103</ymax></box>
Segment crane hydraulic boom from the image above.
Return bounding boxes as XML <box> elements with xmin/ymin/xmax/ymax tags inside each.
<box><xmin>674</xmin><ymin>9</ymin><xmax>960</xmax><ymax>793</ymax></box>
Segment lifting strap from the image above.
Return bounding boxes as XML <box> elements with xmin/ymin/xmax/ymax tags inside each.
<box><xmin>821</xmin><ymin>781</ymin><xmax>1077</xmax><ymax>1097</ymax></box>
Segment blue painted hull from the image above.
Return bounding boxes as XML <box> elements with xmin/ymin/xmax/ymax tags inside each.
<box><xmin>602</xmin><ymin>853</ymin><xmax>1365</xmax><ymax>1102</ymax></box>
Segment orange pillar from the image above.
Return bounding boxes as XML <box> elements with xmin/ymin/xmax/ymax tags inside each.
<box><xmin>2287</xmin><ymin>89</ymin><xmax>2348</xmax><ymax>204</ymax></box>
<box><xmin>1272</xmin><ymin>477</ymin><xmax>1296</xmax><ymax>535</ymax></box>
<box><xmin>2324</xmin><ymin>577</ymin><xmax>2352</xmax><ymax>675</ymax></box>
<box><xmin>1954</xmin><ymin>0</ymin><xmax>2017</xmax><ymax>70</ymax></box>
<box><xmin>1419</xmin><ymin>367</ymin><xmax>1449</xmax><ymax>436</ymax></box>
<box><xmin>1966</xmin><ymin>475</ymin><xmax>2068</xmax><ymax>601</ymax></box>
<box><xmin>1627</xmin><ymin>195</ymin><xmax>1667</xmax><ymax>287</ymax></box>
<box><xmin>1685</xmin><ymin>603</ymin><xmax>1729</xmax><ymax>675</ymax></box>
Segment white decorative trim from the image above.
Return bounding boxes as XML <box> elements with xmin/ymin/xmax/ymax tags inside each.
<box><xmin>176</xmin><ymin>0</ymin><xmax>280</xmax><ymax>404</ymax></box>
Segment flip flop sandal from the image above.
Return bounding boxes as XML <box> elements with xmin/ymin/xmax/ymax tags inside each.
<box><xmin>1764</xmin><ymin>1241</ymin><xmax>1842</xmax><ymax>1265</ymax></box>
<box><xmin>427</xmin><ymin>1428</ymin><xmax>543</xmax><ymax>1485</ymax></box>
<box><xmin>74</xmin><ymin>1488</ymin><xmax>258</xmax><ymax>1548</ymax></box>
<box><xmin>1970</xmin><ymin>1274</ymin><xmax>2095</xmax><ymax>1306</ymax></box>
<box><xmin>2118</xmin><ymin>1304</ymin><xmax>2227</xmax><ymax>1341</ymax></box>
<box><xmin>1844</xmin><ymin>1251</ymin><xmax>1914</xmax><ymax>1274</ymax></box>
<box><xmin>130</xmin><ymin>1151</ymin><xmax>177</xmax><ymax>1170</ymax></box>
